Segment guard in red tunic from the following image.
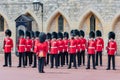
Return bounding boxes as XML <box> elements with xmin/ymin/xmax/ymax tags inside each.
<box><xmin>63</xmin><ymin>32</ymin><xmax>69</xmax><ymax>65</ymax></box>
<box><xmin>57</xmin><ymin>32</ymin><xmax>64</xmax><ymax>67</ymax></box>
<box><xmin>106</xmin><ymin>32</ymin><xmax>117</xmax><ymax>70</ymax></box>
<box><xmin>33</xmin><ymin>31</ymin><xmax>40</xmax><ymax>68</ymax></box>
<box><xmin>86</xmin><ymin>31</ymin><xmax>96</xmax><ymax>69</ymax></box>
<box><xmin>31</xmin><ymin>31</ymin><xmax>35</xmax><ymax>68</ymax></box>
<box><xmin>79</xmin><ymin>30</ymin><xmax>86</xmax><ymax>66</ymax></box>
<box><xmin>68</xmin><ymin>30</ymin><xmax>77</xmax><ymax>69</ymax></box>
<box><xmin>17</xmin><ymin>30</ymin><xmax>26</xmax><ymax>68</ymax></box>
<box><xmin>36</xmin><ymin>32</ymin><xmax>48</xmax><ymax>73</ymax></box>
<box><xmin>46</xmin><ymin>33</ymin><xmax>51</xmax><ymax>65</ymax></box>
<box><xmin>75</xmin><ymin>29</ymin><xmax>81</xmax><ymax>67</ymax></box>
<box><xmin>25</xmin><ymin>31</ymin><xmax>32</xmax><ymax>66</ymax></box>
<box><xmin>50</xmin><ymin>32</ymin><xmax>58</xmax><ymax>68</ymax></box>
<box><xmin>3</xmin><ymin>29</ymin><xmax>13</xmax><ymax>67</ymax></box>
<box><xmin>95</xmin><ymin>30</ymin><xmax>104</xmax><ymax>66</ymax></box>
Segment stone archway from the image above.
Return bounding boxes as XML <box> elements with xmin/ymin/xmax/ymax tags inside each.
<box><xmin>78</xmin><ymin>9</ymin><xmax>103</xmax><ymax>39</ymax></box>
<box><xmin>46</xmin><ymin>9</ymin><xmax>71</xmax><ymax>33</ymax></box>
<box><xmin>112</xmin><ymin>14</ymin><xmax>120</xmax><ymax>55</ymax></box>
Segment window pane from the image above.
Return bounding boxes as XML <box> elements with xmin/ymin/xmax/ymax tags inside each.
<box><xmin>90</xmin><ymin>15</ymin><xmax>95</xmax><ymax>31</ymax></box>
<box><xmin>58</xmin><ymin>15</ymin><xmax>63</xmax><ymax>32</ymax></box>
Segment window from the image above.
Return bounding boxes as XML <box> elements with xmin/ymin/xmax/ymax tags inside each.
<box><xmin>58</xmin><ymin>15</ymin><xmax>63</xmax><ymax>32</ymax></box>
<box><xmin>90</xmin><ymin>15</ymin><xmax>95</xmax><ymax>31</ymax></box>
<box><xmin>0</xmin><ymin>16</ymin><xmax>4</xmax><ymax>31</ymax></box>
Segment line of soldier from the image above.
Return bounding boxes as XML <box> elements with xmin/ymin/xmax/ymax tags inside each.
<box><xmin>3</xmin><ymin>29</ymin><xmax>117</xmax><ymax>73</ymax></box>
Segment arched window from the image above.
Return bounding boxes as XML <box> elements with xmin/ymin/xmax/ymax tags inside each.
<box><xmin>90</xmin><ymin>15</ymin><xmax>95</xmax><ymax>31</ymax></box>
<box><xmin>0</xmin><ymin>16</ymin><xmax>4</xmax><ymax>31</ymax></box>
<box><xmin>58</xmin><ymin>15</ymin><xmax>63</xmax><ymax>32</ymax></box>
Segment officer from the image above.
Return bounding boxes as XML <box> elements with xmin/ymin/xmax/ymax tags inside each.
<box><xmin>57</xmin><ymin>32</ymin><xmax>64</xmax><ymax>67</ymax></box>
<box><xmin>3</xmin><ymin>29</ymin><xmax>13</xmax><ymax>67</ymax></box>
<box><xmin>63</xmin><ymin>32</ymin><xmax>69</xmax><ymax>65</ymax></box>
<box><xmin>33</xmin><ymin>31</ymin><xmax>40</xmax><ymax>68</ymax></box>
<box><xmin>86</xmin><ymin>31</ymin><xmax>96</xmax><ymax>69</ymax></box>
<box><xmin>95</xmin><ymin>30</ymin><xmax>104</xmax><ymax>66</ymax></box>
<box><xmin>17</xmin><ymin>30</ymin><xmax>26</xmax><ymax>68</ymax></box>
<box><xmin>79</xmin><ymin>30</ymin><xmax>86</xmax><ymax>66</ymax></box>
<box><xmin>106</xmin><ymin>32</ymin><xmax>117</xmax><ymax>70</ymax></box>
<box><xmin>50</xmin><ymin>32</ymin><xmax>58</xmax><ymax>68</ymax></box>
<box><xmin>36</xmin><ymin>32</ymin><xmax>48</xmax><ymax>73</ymax></box>
<box><xmin>68</xmin><ymin>30</ymin><xmax>77</xmax><ymax>69</ymax></box>
<box><xmin>75</xmin><ymin>29</ymin><xmax>81</xmax><ymax>67</ymax></box>
<box><xmin>25</xmin><ymin>31</ymin><xmax>32</xmax><ymax>66</ymax></box>
<box><xmin>46</xmin><ymin>33</ymin><xmax>52</xmax><ymax>65</ymax></box>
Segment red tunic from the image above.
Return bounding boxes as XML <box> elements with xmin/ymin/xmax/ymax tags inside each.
<box><xmin>18</xmin><ymin>37</ymin><xmax>26</xmax><ymax>53</ymax></box>
<box><xmin>3</xmin><ymin>37</ymin><xmax>13</xmax><ymax>53</ymax></box>
<box><xmin>26</xmin><ymin>38</ymin><xmax>32</xmax><ymax>52</ymax></box>
<box><xmin>76</xmin><ymin>38</ymin><xmax>81</xmax><ymax>52</ymax></box>
<box><xmin>95</xmin><ymin>37</ymin><xmax>104</xmax><ymax>51</ymax></box>
<box><xmin>50</xmin><ymin>40</ymin><xmax>58</xmax><ymax>54</ymax></box>
<box><xmin>106</xmin><ymin>40</ymin><xmax>117</xmax><ymax>55</ymax></box>
<box><xmin>87</xmin><ymin>39</ymin><xmax>96</xmax><ymax>54</ymax></box>
<box><xmin>63</xmin><ymin>39</ymin><xmax>69</xmax><ymax>52</ymax></box>
<box><xmin>69</xmin><ymin>38</ymin><xmax>77</xmax><ymax>54</ymax></box>
<box><xmin>36</xmin><ymin>42</ymin><xmax>48</xmax><ymax>57</ymax></box>
<box><xmin>46</xmin><ymin>40</ymin><xmax>51</xmax><ymax>53</ymax></box>
<box><xmin>80</xmin><ymin>38</ymin><xmax>86</xmax><ymax>51</ymax></box>
<box><xmin>34</xmin><ymin>38</ymin><xmax>40</xmax><ymax>53</ymax></box>
<box><xmin>58</xmin><ymin>39</ymin><xmax>64</xmax><ymax>52</ymax></box>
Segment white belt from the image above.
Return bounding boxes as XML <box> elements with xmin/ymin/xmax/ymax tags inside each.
<box><xmin>78</xmin><ymin>45</ymin><xmax>81</xmax><ymax>46</ymax></box>
<box><xmin>27</xmin><ymin>45</ymin><xmax>31</xmax><ymax>46</ymax></box>
<box><xmin>109</xmin><ymin>48</ymin><xmax>115</xmax><ymax>50</ymax></box>
<box><xmin>51</xmin><ymin>47</ymin><xmax>57</xmax><ymax>48</ymax></box>
<box><xmin>82</xmin><ymin>44</ymin><xmax>85</xmax><ymax>46</ymax></box>
<box><xmin>5</xmin><ymin>45</ymin><xmax>11</xmax><ymax>47</ymax></box>
<box><xmin>88</xmin><ymin>47</ymin><xmax>95</xmax><ymax>49</ymax></box>
<box><xmin>70</xmin><ymin>46</ymin><xmax>76</xmax><ymax>48</ymax></box>
<box><xmin>59</xmin><ymin>46</ymin><xmax>63</xmax><ymax>47</ymax></box>
<box><xmin>97</xmin><ymin>45</ymin><xmax>102</xmax><ymax>46</ymax></box>
<box><xmin>19</xmin><ymin>45</ymin><xmax>25</xmax><ymax>46</ymax></box>
<box><xmin>65</xmin><ymin>45</ymin><xmax>68</xmax><ymax>47</ymax></box>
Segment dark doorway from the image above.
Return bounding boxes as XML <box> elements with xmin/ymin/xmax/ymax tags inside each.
<box><xmin>90</xmin><ymin>15</ymin><xmax>96</xmax><ymax>31</ymax></box>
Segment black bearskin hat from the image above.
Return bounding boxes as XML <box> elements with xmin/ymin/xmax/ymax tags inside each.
<box><xmin>58</xmin><ymin>32</ymin><xmax>63</xmax><ymax>39</ymax></box>
<box><xmin>19</xmin><ymin>30</ymin><xmax>24</xmax><ymax>36</ymax></box>
<box><xmin>39</xmin><ymin>32</ymin><xmax>46</xmax><ymax>43</ymax></box>
<box><xmin>31</xmin><ymin>31</ymin><xmax>35</xmax><ymax>38</ymax></box>
<box><xmin>96</xmin><ymin>30</ymin><xmax>102</xmax><ymax>37</ymax></box>
<box><xmin>75</xmin><ymin>29</ymin><xmax>80</xmax><ymax>36</ymax></box>
<box><xmin>26</xmin><ymin>31</ymin><xmax>31</xmax><ymax>38</ymax></box>
<box><xmin>52</xmin><ymin>32</ymin><xmax>57</xmax><ymax>39</ymax></box>
<box><xmin>5</xmin><ymin>29</ymin><xmax>11</xmax><ymax>37</ymax></box>
<box><xmin>35</xmin><ymin>31</ymin><xmax>40</xmax><ymax>38</ymax></box>
<box><xmin>80</xmin><ymin>30</ymin><xmax>85</xmax><ymax>37</ymax></box>
<box><xmin>108</xmin><ymin>31</ymin><xmax>115</xmax><ymax>39</ymax></box>
<box><xmin>89</xmin><ymin>31</ymin><xmax>95</xmax><ymax>38</ymax></box>
<box><xmin>64</xmin><ymin>32</ymin><xmax>69</xmax><ymax>39</ymax></box>
<box><xmin>46</xmin><ymin>33</ymin><xmax>52</xmax><ymax>40</ymax></box>
<box><xmin>70</xmin><ymin>30</ymin><xmax>76</xmax><ymax>37</ymax></box>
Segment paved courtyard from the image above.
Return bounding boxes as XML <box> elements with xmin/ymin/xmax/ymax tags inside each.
<box><xmin>0</xmin><ymin>54</ymin><xmax>120</xmax><ymax>80</ymax></box>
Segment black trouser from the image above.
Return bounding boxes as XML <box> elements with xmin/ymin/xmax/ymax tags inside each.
<box><xmin>38</xmin><ymin>57</ymin><xmax>45</xmax><ymax>73</ymax></box>
<box><xmin>33</xmin><ymin>53</ymin><xmax>37</xmax><ymax>67</ymax></box>
<box><xmin>87</xmin><ymin>54</ymin><xmax>96</xmax><ymax>69</ymax></box>
<box><xmin>107</xmin><ymin>55</ymin><xmax>115</xmax><ymax>69</ymax></box>
<box><xmin>60</xmin><ymin>52</ymin><xmax>64</xmax><ymax>66</ymax></box>
<box><xmin>46</xmin><ymin>53</ymin><xmax>50</xmax><ymax>65</ymax></box>
<box><xmin>57</xmin><ymin>53</ymin><xmax>60</xmax><ymax>66</ymax></box>
<box><xmin>68</xmin><ymin>54</ymin><xmax>77</xmax><ymax>68</ymax></box>
<box><xmin>18</xmin><ymin>52</ymin><xmax>25</xmax><ymax>67</ymax></box>
<box><xmin>80</xmin><ymin>50</ymin><xmax>85</xmax><ymax>65</ymax></box>
<box><xmin>25</xmin><ymin>51</ymin><xmax>32</xmax><ymax>66</ymax></box>
<box><xmin>4</xmin><ymin>53</ymin><xmax>11</xmax><ymax>66</ymax></box>
<box><xmin>77</xmin><ymin>51</ymin><xmax>81</xmax><ymax>66</ymax></box>
<box><xmin>64</xmin><ymin>51</ymin><xmax>68</xmax><ymax>65</ymax></box>
<box><xmin>96</xmin><ymin>51</ymin><xmax>102</xmax><ymax>66</ymax></box>
<box><xmin>50</xmin><ymin>54</ymin><xmax>58</xmax><ymax>68</ymax></box>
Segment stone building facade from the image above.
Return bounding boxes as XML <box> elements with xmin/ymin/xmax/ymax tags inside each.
<box><xmin>0</xmin><ymin>0</ymin><xmax>120</xmax><ymax>55</ymax></box>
